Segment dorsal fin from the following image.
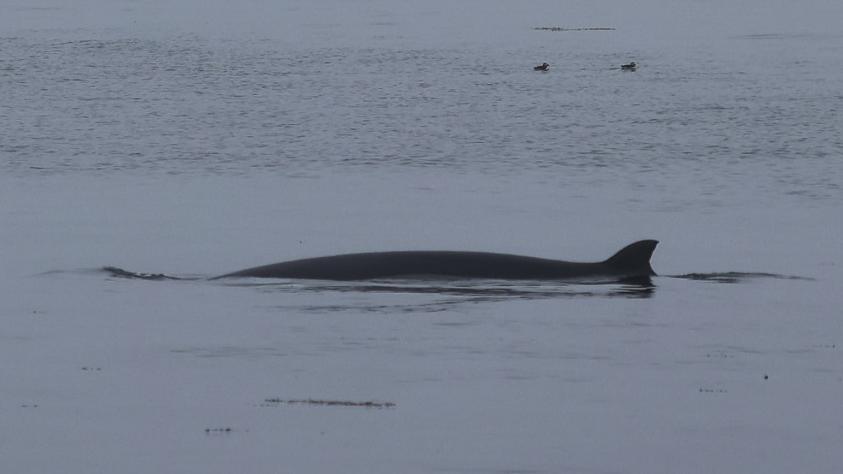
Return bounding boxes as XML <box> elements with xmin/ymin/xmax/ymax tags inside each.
<box><xmin>603</xmin><ymin>240</ymin><xmax>658</xmax><ymax>276</ymax></box>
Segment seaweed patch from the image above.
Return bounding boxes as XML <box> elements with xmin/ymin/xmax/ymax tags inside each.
<box><xmin>261</xmin><ymin>398</ymin><xmax>396</xmax><ymax>409</ymax></box>
<box><xmin>533</xmin><ymin>27</ymin><xmax>616</xmax><ymax>32</ymax></box>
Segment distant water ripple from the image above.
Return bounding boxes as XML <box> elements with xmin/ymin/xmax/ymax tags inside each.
<box><xmin>2</xmin><ymin>34</ymin><xmax>841</xmax><ymax>202</ymax></box>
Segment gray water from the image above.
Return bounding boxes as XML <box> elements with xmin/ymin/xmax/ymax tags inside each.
<box><xmin>2</xmin><ymin>1</ymin><xmax>843</xmax><ymax>473</ymax></box>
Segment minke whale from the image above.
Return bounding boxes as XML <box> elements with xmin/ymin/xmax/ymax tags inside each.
<box><xmin>212</xmin><ymin>240</ymin><xmax>658</xmax><ymax>282</ymax></box>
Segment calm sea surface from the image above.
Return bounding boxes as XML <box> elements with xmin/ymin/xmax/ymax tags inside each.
<box><xmin>2</xmin><ymin>1</ymin><xmax>842</xmax><ymax>473</ymax></box>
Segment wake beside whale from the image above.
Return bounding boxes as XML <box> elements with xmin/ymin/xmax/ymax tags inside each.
<box><xmin>210</xmin><ymin>240</ymin><xmax>659</xmax><ymax>282</ymax></box>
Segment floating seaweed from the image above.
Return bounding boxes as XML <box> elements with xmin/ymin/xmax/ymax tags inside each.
<box><xmin>533</xmin><ymin>27</ymin><xmax>616</xmax><ymax>32</ymax></box>
<box><xmin>262</xmin><ymin>398</ymin><xmax>396</xmax><ymax>408</ymax></box>
<box><xmin>204</xmin><ymin>427</ymin><xmax>233</xmax><ymax>434</ymax></box>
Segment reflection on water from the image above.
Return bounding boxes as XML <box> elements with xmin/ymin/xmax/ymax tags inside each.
<box><xmin>279</xmin><ymin>278</ymin><xmax>655</xmax><ymax>298</ymax></box>
<box><xmin>226</xmin><ymin>278</ymin><xmax>656</xmax><ymax>314</ymax></box>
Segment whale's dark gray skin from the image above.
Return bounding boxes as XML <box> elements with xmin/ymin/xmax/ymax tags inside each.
<box><xmin>212</xmin><ymin>240</ymin><xmax>658</xmax><ymax>281</ymax></box>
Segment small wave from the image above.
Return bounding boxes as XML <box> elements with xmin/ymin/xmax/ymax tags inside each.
<box><xmin>667</xmin><ymin>272</ymin><xmax>814</xmax><ymax>283</ymax></box>
<box><xmin>101</xmin><ymin>266</ymin><xmax>200</xmax><ymax>281</ymax></box>
<box><xmin>731</xmin><ymin>33</ymin><xmax>834</xmax><ymax>41</ymax></box>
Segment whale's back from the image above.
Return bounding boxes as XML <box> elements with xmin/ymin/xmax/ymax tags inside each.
<box><xmin>214</xmin><ymin>240</ymin><xmax>658</xmax><ymax>281</ymax></box>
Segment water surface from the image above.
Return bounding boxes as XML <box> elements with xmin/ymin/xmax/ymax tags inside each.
<box><xmin>2</xmin><ymin>1</ymin><xmax>842</xmax><ymax>473</ymax></box>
